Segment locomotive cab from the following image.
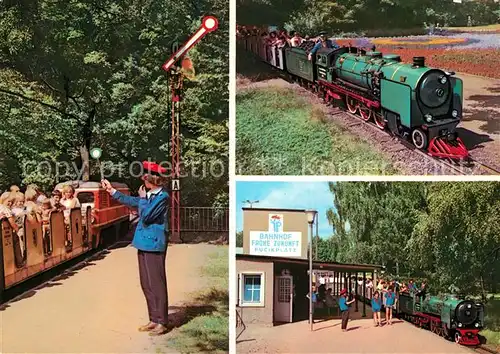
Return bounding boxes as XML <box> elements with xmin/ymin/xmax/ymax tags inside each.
<box><xmin>315</xmin><ymin>47</ymin><xmax>350</xmax><ymax>82</ymax></box>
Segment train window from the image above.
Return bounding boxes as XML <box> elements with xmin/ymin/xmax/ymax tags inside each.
<box><xmin>77</xmin><ymin>192</ymin><xmax>95</xmax><ymax>204</ymax></box>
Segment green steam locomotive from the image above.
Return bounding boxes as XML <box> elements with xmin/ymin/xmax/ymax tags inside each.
<box><xmin>244</xmin><ymin>36</ymin><xmax>469</xmax><ymax>160</ymax></box>
<box><xmin>396</xmin><ymin>291</ymin><xmax>484</xmax><ymax>345</ymax></box>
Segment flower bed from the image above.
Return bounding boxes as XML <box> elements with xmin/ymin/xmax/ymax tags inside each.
<box><xmin>375</xmin><ymin>47</ymin><xmax>500</xmax><ymax>79</ymax></box>
<box><xmin>371</xmin><ymin>36</ymin><xmax>471</xmax><ymax>47</ymax></box>
<box><xmin>334</xmin><ymin>33</ymin><xmax>500</xmax><ymax>78</ymax></box>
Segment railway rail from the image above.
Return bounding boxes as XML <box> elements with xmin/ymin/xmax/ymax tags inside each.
<box><xmin>475</xmin><ymin>345</ymin><xmax>499</xmax><ymax>354</ymax></box>
<box><xmin>342</xmin><ymin>108</ymin><xmax>500</xmax><ymax>176</ymax></box>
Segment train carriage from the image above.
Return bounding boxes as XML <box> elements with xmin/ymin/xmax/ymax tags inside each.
<box><xmin>0</xmin><ymin>181</ymin><xmax>131</xmax><ymax>302</ymax></box>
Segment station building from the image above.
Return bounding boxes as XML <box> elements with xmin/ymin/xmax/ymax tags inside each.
<box><xmin>236</xmin><ymin>207</ymin><xmax>382</xmax><ymax>326</ymax></box>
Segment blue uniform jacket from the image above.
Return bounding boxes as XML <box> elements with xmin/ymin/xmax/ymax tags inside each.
<box><xmin>310</xmin><ymin>39</ymin><xmax>339</xmax><ymax>56</ymax></box>
<box><xmin>112</xmin><ymin>189</ymin><xmax>169</xmax><ymax>252</ymax></box>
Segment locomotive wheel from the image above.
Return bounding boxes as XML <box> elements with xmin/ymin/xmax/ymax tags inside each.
<box><xmin>374</xmin><ymin>111</ymin><xmax>386</xmax><ymax>130</ymax></box>
<box><xmin>412</xmin><ymin>128</ymin><xmax>429</xmax><ymax>150</ymax></box>
<box><xmin>454</xmin><ymin>332</ymin><xmax>461</xmax><ymax>344</ymax></box>
<box><xmin>346</xmin><ymin>97</ymin><xmax>358</xmax><ymax>114</ymax></box>
<box><xmin>359</xmin><ymin>106</ymin><xmax>372</xmax><ymax>121</ymax></box>
<box><xmin>443</xmin><ymin>324</ymin><xmax>450</xmax><ymax>339</ymax></box>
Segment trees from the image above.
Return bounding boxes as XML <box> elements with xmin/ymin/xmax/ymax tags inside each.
<box><xmin>323</xmin><ymin>181</ymin><xmax>500</xmax><ymax>296</ymax></box>
<box><xmin>236</xmin><ymin>0</ymin><xmax>500</xmax><ymax>34</ymax></box>
<box><xmin>0</xmin><ymin>0</ymin><xmax>228</xmax><ymax>206</ymax></box>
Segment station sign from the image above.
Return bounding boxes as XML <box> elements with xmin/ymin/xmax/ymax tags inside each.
<box><xmin>249</xmin><ymin>213</ymin><xmax>302</xmax><ymax>257</ymax></box>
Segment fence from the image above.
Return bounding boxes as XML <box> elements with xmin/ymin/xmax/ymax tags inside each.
<box><xmin>178</xmin><ymin>207</ymin><xmax>229</xmax><ymax>243</ymax></box>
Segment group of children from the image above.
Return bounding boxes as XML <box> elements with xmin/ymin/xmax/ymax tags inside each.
<box><xmin>0</xmin><ymin>184</ymin><xmax>81</xmax><ymax>256</ymax></box>
<box><xmin>308</xmin><ymin>277</ymin><xmax>427</xmax><ymax>331</ymax></box>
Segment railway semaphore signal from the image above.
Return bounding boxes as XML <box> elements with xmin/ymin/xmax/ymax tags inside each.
<box><xmin>162</xmin><ymin>16</ymin><xmax>218</xmax><ymax>243</ymax></box>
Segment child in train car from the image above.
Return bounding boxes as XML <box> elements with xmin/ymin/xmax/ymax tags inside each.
<box><xmin>9</xmin><ymin>193</ymin><xmax>27</xmax><ymax>257</ymax></box>
<box><xmin>277</xmin><ymin>35</ymin><xmax>289</xmax><ymax>48</ymax></box>
<box><xmin>61</xmin><ymin>185</ymin><xmax>81</xmax><ymax>219</ymax></box>
<box><xmin>40</xmin><ymin>198</ymin><xmax>52</xmax><ymax>224</ymax></box>
<box><xmin>371</xmin><ymin>291</ymin><xmax>382</xmax><ymax>326</ymax></box>
<box><xmin>408</xmin><ymin>279</ymin><xmax>417</xmax><ymax>292</ymax></box>
<box><xmin>11</xmin><ymin>192</ymin><xmax>25</xmax><ymax>216</ymax></box>
<box><xmin>50</xmin><ymin>190</ymin><xmax>66</xmax><ymax>212</ymax></box>
<box><xmin>26</xmin><ymin>184</ymin><xmax>47</xmax><ymax>204</ymax></box>
<box><xmin>40</xmin><ymin>198</ymin><xmax>53</xmax><ymax>253</ymax></box>
<box><xmin>61</xmin><ymin>185</ymin><xmax>81</xmax><ymax>246</ymax></box>
<box><xmin>384</xmin><ymin>286</ymin><xmax>396</xmax><ymax>325</ymax></box>
<box><xmin>24</xmin><ymin>189</ymin><xmax>41</xmax><ymax>223</ymax></box>
<box><xmin>0</xmin><ymin>191</ymin><xmax>13</xmax><ymax>208</ymax></box>
<box><xmin>290</xmin><ymin>31</ymin><xmax>303</xmax><ymax>47</ymax></box>
<box><xmin>400</xmin><ymin>282</ymin><xmax>408</xmax><ymax>293</ymax></box>
<box><xmin>339</xmin><ymin>288</ymin><xmax>356</xmax><ymax>332</ymax></box>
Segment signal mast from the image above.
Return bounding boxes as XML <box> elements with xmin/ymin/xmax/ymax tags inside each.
<box><xmin>162</xmin><ymin>16</ymin><xmax>219</xmax><ymax>243</ymax></box>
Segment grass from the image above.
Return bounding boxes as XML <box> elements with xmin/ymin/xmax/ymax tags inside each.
<box><xmin>164</xmin><ymin>246</ymin><xmax>229</xmax><ymax>353</ymax></box>
<box><xmin>446</xmin><ymin>24</ymin><xmax>500</xmax><ymax>32</ymax></box>
<box><xmin>482</xmin><ymin>296</ymin><xmax>500</xmax><ymax>350</ymax></box>
<box><xmin>236</xmin><ymin>87</ymin><xmax>398</xmax><ymax>175</ymax></box>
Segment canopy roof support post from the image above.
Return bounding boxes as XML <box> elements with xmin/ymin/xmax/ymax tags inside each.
<box><xmin>355</xmin><ymin>272</ymin><xmax>359</xmax><ymax>312</ymax></box>
<box><xmin>362</xmin><ymin>271</ymin><xmax>366</xmax><ymax>317</ymax></box>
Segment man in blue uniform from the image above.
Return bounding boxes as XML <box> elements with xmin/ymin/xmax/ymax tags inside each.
<box><xmin>308</xmin><ymin>31</ymin><xmax>339</xmax><ymax>60</ymax></box>
<box><xmin>101</xmin><ymin>160</ymin><xmax>169</xmax><ymax>336</ymax></box>
<box><xmin>339</xmin><ymin>288</ymin><xmax>355</xmax><ymax>331</ymax></box>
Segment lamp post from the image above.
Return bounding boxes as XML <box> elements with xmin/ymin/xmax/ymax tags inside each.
<box><xmin>243</xmin><ymin>200</ymin><xmax>259</xmax><ymax>208</ymax></box>
<box><xmin>306</xmin><ymin>209</ymin><xmax>317</xmax><ymax>332</ymax></box>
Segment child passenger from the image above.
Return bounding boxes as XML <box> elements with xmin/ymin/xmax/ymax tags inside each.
<box><xmin>371</xmin><ymin>291</ymin><xmax>382</xmax><ymax>326</ymax></box>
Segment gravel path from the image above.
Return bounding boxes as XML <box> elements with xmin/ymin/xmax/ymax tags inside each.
<box><xmin>0</xmin><ymin>243</ymin><xmax>222</xmax><ymax>353</ymax></box>
<box><xmin>237</xmin><ymin>317</ymin><xmax>473</xmax><ymax>353</ymax></box>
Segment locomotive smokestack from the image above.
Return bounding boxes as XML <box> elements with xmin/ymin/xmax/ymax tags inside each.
<box><xmin>413</xmin><ymin>56</ymin><xmax>425</xmax><ymax>67</ymax></box>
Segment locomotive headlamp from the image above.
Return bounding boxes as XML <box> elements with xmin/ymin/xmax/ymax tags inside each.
<box><xmin>440</xmin><ymin>76</ymin><xmax>447</xmax><ymax>84</ymax></box>
<box><xmin>458</xmin><ymin>323</ymin><xmax>463</xmax><ymax>327</ymax></box>
<box><xmin>452</xmin><ymin>110</ymin><xmax>458</xmax><ymax>118</ymax></box>
<box><xmin>475</xmin><ymin>323</ymin><xmax>480</xmax><ymax>327</ymax></box>
<box><xmin>467</xmin><ymin>304</ymin><xmax>472</xmax><ymax>309</ymax></box>
<box><xmin>425</xmin><ymin>114</ymin><xmax>433</xmax><ymax>122</ymax></box>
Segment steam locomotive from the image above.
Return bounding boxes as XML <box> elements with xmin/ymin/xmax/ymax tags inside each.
<box><xmin>240</xmin><ymin>35</ymin><xmax>469</xmax><ymax>160</ymax></box>
<box><xmin>397</xmin><ymin>292</ymin><xmax>484</xmax><ymax>345</ymax></box>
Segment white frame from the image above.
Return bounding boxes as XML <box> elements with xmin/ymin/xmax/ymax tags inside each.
<box><xmin>238</xmin><ymin>271</ymin><xmax>266</xmax><ymax>307</ymax></box>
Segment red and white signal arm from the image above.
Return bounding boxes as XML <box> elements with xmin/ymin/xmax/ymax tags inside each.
<box><xmin>162</xmin><ymin>16</ymin><xmax>219</xmax><ymax>72</ymax></box>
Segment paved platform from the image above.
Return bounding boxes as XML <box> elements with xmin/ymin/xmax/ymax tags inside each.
<box><xmin>237</xmin><ymin>312</ymin><xmax>473</xmax><ymax>353</ymax></box>
<box><xmin>0</xmin><ymin>243</ymin><xmax>222</xmax><ymax>353</ymax></box>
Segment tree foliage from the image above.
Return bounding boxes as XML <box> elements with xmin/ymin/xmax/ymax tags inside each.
<box><xmin>0</xmin><ymin>0</ymin><xmax>228</xmax><ymax>206</ymax></box>
<box><xmin>237</xmin><ymin>0</ymin><xmax>500</xmax><ymax>34</ymax></box>
<box><xmin>321</xmin><ymin>182</ymin><xmax>500</xmax><ymax>296</ymax></box>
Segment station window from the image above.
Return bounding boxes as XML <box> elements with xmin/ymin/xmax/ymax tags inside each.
<box><xmin>239</xmin><ymin>272</ymin><xmax>265</xmax><ymax>307</ymax></box>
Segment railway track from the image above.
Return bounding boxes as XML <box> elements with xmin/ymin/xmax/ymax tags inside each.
<box><xmin>474</xmin><ymin>344</ymin><xmax>499</xmax><ymax>354</ymax></box>
<box><xmin>309</xmin><ymin>85</ymin><xmax>500</xmax><ymax>176</ymax></box>
<box><xmin>252</xmin><ymin>57</ymin><xmax>500</xmax><ymax>176</ymax></box>
<box><xmin>343</xmin><ymin>108</ymin><xmax>500</xmax><ymax>176</ymax></box>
